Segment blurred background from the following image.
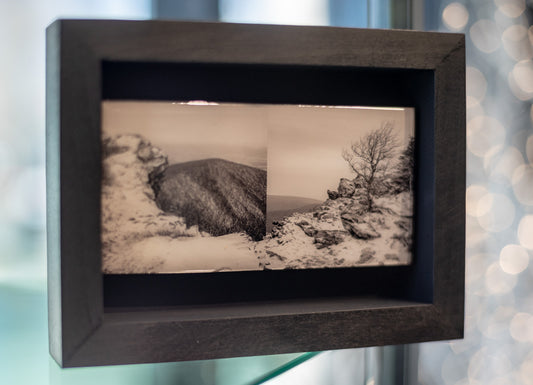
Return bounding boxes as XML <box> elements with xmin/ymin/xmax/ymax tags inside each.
<box><xmin>1</xmin><ymin>0</ymin><xmax>532</xmax><ymax>384</ymax></box>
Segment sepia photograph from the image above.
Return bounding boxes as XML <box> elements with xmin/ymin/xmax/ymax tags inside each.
<box><xmin>101</xmin><ymin>101</ymin><xmax>415</xmax><ymax>274</ymax></box>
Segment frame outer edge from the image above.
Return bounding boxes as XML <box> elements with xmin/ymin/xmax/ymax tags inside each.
<box><xmin>63</xmin><ymin>19</ymin><xmax>459</xmax><ymax>70</ymax></box>
<box><xmin>433</xmin><ymin>35</ymin><xmax>466</xmax><ymax>336</ymax></box>
<box><xmin>46</xmin><ymin>20</ymin><xmax>63</xmax><ymax>367</ymax></box>
<box><xmin>66</xmin><ymin>304</ymin><xmax>442</xmax><ymax>367</ymax></box>
<box><xmin>59</xmin><ymin>21</ymin><xmax>105</xmax><ymax>366</ymax></box>
<box><xmin>50</xmin><ymin>20</ymin><xmax>467</xmax><ymax>366</ymax></box>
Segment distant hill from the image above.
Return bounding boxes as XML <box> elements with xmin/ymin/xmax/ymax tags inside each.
<box><xmin>266</xmin><ymin>195</ymin><xmax>322</xmax><ymax>233</ymax></box>
<box><xmin>154</xmin><ymin>158</ymin><xmax>267</xmax><ymax>241</ymax></box>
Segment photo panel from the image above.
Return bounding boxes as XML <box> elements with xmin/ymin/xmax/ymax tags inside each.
<box><xmin>265</xmin><ymin>105</ymin><xmax>415</xmax><ymax>269</ymax></box>
<box><xmin>101</xmin><ymin>101</ymin><xmax>414</xmax><ymax>274</ymax></box>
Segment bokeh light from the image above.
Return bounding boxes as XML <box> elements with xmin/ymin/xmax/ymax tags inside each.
<box><xmin>518</xmin><ymin>215</ymin><xmax>533</xmax><ymax>249</ymax></box>
<box><xmin>466</xmin><ymin>66</ymin><xmax>487</xmax><ymax>105</ymax></box>
<box><xmin>484</xmin><ymin>146</ymin><xmax>524</xmax><ymax>186</ymax></box>
<box><xmin>499</xmin><ymin>244</ymin><xmax>529</xmax><ymax>274</ymax></box>
<box><xmin>467</xmin><ymin>116</ymin><xmax>506</xmax><ymax>157</ymax></box>
<box><xmin>511</xmin><ymin>60</ymin><xmax>533</xmax><ymax>94</ymax></box>
<box><xmin>426</xmin><ymin>1</ymin><xmax>533</xmax><ymax>384</ymax></box>
<box><xmin>470</xmin><ymin>19</ymin><xmax>501</xmax><ymax>53</ymax></box>
<box><xmin>468</xmin><ymin>347</ymin><xmax>513</xmax><ymax>382</ymax></box>
<box><xmin>520</xmin><ymin>351</ymin><xmax>533</xmax><ymax>385</ymax></box>
<box><xmin>476</xmin><ymin>193</ymin><xmax>515</xmax><ymax>232</ymax></box>
<box><xmin>494</xmin><ymin>0</ymin><xmax>526</xmax><ymax>19</ymax></box>
<box><xmin>508</xmin><ymin>70</ymin><xmax>533</xmax><ymax>100</ymax></box>
<box><xmin>485</xmin><ymin>263</ymin><xmax>518</xmax><ymax>294</ymax></box>
<box><xmin>477</xmin><ymin>303</ymin><xmax>516</xmax><ymax>338</ymax></box>
<box><xmin>509</xmin><ymin>312</ymin><xmax>533</xmax><ymax>342</ymax></box>
<box><xmin>512</xmin><ymin>164</ymin><xmax>533</xmax><ymax>205</ymax></box>
<box><xmin>502</xmin><ymin>24</ymin><xmax>532</xmax><ymax>61</ymax></box>
<box><xmin>442</xmin><ymin>2</ymin><xmax>469</xmax><ymax>31</ymax></box>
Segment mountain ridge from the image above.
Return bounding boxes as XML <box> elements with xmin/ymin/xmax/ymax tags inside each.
<box><xmin>154</xmin><ymin>157</ymin><xmax>267</xmax><ymax>240</ymax></box>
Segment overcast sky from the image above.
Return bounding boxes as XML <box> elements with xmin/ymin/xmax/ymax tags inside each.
<box><xmin>102</xmin><ymin>101</ymin><xmax>268</xmax><ymax>170</ymax></box>
<box><xmin>266</xmin><ymin>105</ymin><xmax>414</xmax><ymax>200</ymax></box>
<box><xmin>103</xmin><ymin>101</ymin><xmax>414</xmax><ymax>201</ymax></box>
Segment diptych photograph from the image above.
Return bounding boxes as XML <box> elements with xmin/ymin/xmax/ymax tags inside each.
<box><xmin>101</xmin><ymin>101</ymin><xmax>415</xmax><ymax>273</ymax></box>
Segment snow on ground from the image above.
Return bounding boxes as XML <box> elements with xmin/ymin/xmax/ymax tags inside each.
<box><xmin>102</xmin><ymin>134</ymin><xmax>260</xmax><ymax>274</ymax></box>
<box><xmin>102</xmin><ymin>135</ymin><xmax>198</xmax><ymax>273</ymax></box>
<box><xmin>256</xmin><ymin>191</ymin><xmax>414</xmax><ymax>270</ymax></box>
<box><xmin>102</xmin><ymin>134</ymin><xmax>413</xmax><ymax>274</ymax></box>
<box><xmin>117</xmin><ymin>233</ymin><xmax>259</xmax><ymax>273</ymax></box>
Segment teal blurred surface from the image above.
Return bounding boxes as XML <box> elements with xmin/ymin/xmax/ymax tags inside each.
<box><xmin>0</xmin><ymin>275</ymin><xmax>309</xmax><ymax>385</ymax></box>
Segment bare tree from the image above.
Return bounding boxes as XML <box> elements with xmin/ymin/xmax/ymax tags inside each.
<box><xmin>342</xmin><ymin>122</ymin><xmax>399</xmax><ymax>211</ymax></box>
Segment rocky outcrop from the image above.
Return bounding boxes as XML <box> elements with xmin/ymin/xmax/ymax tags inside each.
<box><xmin>327</xmin><ymin>189</ymin><xmax>339</xmax><ymax>200</ymax></box>
<box><xmin>102</xmin><ymin>134</ymin><xmax>168</xmax><ymax>198</ymax></box>
<box><xmin>101</xmin><ymin>134</ymin><xmax>198</xmax><ymax>273</ymax></box>
<box><xmin>338</xmin><ymin>178</ymin><xmax>356</xmax><ymax>198</ymax></box>
<box><xmin>294</xmin><ymin>220</ymin><xmax>345</xmax><ymax>248</ymax></box>
<box><xmin>327</xmin><ymin>177</ymin><xmax>366</xmax><ymax>200</ymax></box>
<box><xmin>259</xmin><ymin>175</ymin><xmax>414</xmax><ymax>269</ymax></box>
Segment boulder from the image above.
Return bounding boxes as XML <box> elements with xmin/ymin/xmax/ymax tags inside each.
<box><xmin>313</xmin><ymin>230</ymin><xmax>345</xmax><ymax>249</ymax></box>
<box><xmin>104</xmin><ymin>134</ymin><xmax>169</xmax><ymax>184</ymax></box>
<box><xmin>343</xmin><ymin>220</ymin><xmax>380</xmax><ymax>240</ymax></box>
<box><xmin>338</xmin><ymin>178</ymin><xmax>355</xmax><ymax>197</ymax></box>
<box><xmin>313</xmin><ymin>210</ymin><xmax>336</xmax><ymax>221</ymax></box>
<box><xmin>270</xmin><ymin>221</ymin><xmax>285</xmax><ymax>238</ymax></box>
<box><xmin>341</xmin><ymin>203</ymin><xmax>366</xmax><ymax>219</ymax></box>
<box><xmin>295</xmin><ymin>220</ymin><xmax>317</xmax><ymax>237</ymax></box>
<box><xmin>327</xmin><ymin>189</ymin><xmax>339</xmax><ymax>200</ymax></box>
<box><xmin>340</xmin><ymin>211</ymin><xmax>380</xmax><ymax>239</ymax></box>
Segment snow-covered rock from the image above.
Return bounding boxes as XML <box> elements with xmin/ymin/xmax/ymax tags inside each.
<box><xmin>327</xmin><ymin>189</ymin><xmax>340</xmax><ymax>200</ymax></box>
<box><xmin>340</xmin><ymin>212</ymin><xmax>380</xmax><ymax>239</ymax></box>
<box><xmin>338</xmin><ymin>178</ymin><xmax>356</xmax><ymax>197</ymax></box>
<box><xmin>259</xmin><ymin>191</ymin><xmax>413</xmax><ymax>269</ymax></box>
<box><xmin>102</xmin><ymin>137</ymin><xmax>413</xmax><ymax>273</ymax></box>
<box><xmin>102</xmin><ymin>134</ymin><xmax>198</xmax><ymax>273</ymax></box>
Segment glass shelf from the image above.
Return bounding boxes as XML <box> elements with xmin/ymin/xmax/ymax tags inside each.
<box><xmin>0</xmin><ymin>276</ymin><xmax>319</xmax><ymax>385</ymax></box>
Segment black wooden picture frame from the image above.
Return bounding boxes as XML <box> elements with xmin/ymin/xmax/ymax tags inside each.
<box><xmin>46</xmin><ymin>20</ymin><xmax>465</xmax><ymax>368</ymax></box>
